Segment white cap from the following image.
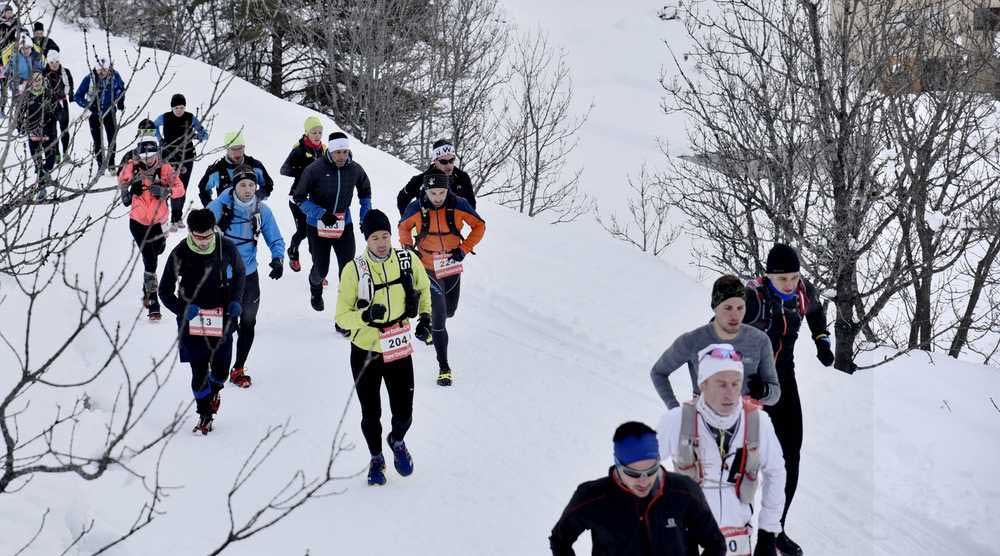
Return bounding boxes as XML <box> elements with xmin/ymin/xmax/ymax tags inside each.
<box><xmin>46</xmin><ymin>50</ymin><xmax>60</xmax><ymax>64</ymax></box>
<box><xmin>696</xmin><ymin>343</ymin><xmax>743</xmax><ymax>386</ymax></box>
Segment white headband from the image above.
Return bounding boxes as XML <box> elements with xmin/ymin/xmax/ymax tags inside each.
<box><xmin>432</xmin><ymin>143</ymin><xmax>455</xmax><ymax>160</ymax></box>
<box><xmin>329</xmin><ymin>137</ymin><xmax>350</xmax><ymax>151</ymax></box>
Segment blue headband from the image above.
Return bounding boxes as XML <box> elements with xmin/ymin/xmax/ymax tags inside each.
<box><xmin>613</xmin><ymin>432</ymin><xmax>659</xmax><ymax>466</ymax></box>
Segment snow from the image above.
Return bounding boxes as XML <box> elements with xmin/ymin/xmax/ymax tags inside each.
<box><xmin>0</xmin><ymin>13</ymin><xmax>998</xmax><ymax>556</ymax></box>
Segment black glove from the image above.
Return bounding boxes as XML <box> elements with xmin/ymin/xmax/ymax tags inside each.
<box><xmin>116</xmin><ymin>100</ymin><xmax>125</xmax><ymax>111</ymax></box>
<box><xmin>361</xmin><ymin>303</ymin><xmax>387</xmax><ymax>323</ymax></box>
<box><xmin>747</xmin><ymin>373</ymin><xmax>769</xmax><ymax>401</ymax></box>
<box><xmin>404</xmin><ymin>291</ymin><xmax>419</xmax><ymax>318</ymax></box>
<box><xmin>815</xmin><ymin>334</ymin><xmax>835</xmax><ymax>367</ymax></box>
<box><xmin>450</xmin><ymin>247</ymin><xmax>466</xmax><ymax>262</ymax></box>
<box><xmin>754</xmin><ymin>530</ymin><xmax>777</xmax><ymax>556</ymax></box>
<box><xmin>414</xmin><ymin>313</ymin><xmax>432</xmax><ymax>343</ymax></box>
<box><xmin>149</xmin><ymin>184</ymin><xmax>167</xmax><ymax>199</ymax></box>
<box><xmin>218</xmin><ymin>206</ymin><xmax>234</xmax><ymax>231</ymax></box>
<box><xmin>268</xmin><ymin>258</ymin><xmax>283</xmax><ymax>280</ymax></box>
<box><xmin>120</xmin><ymin>189</ymin><xmax>132</xmax><ymax>207</ymax></box>
<box><xmin>129</xmin><ymin>178</ymin><xmax>144</xmax><ymax>196</ymax></box>
<box><xmin>321</xmin><ymin>211</ymin><xmax>339</xmax><ymax>226</ymax></box>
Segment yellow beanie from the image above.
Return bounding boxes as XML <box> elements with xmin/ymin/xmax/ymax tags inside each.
<box><xmin>304</xmin><ymin>115</ymin><xmax>322</xmax><ymax>133</ymax></box>
<box><xmin>224</xmin><ymin>130</ymin><xmax>246</xmax><ymax>148</ymax></box>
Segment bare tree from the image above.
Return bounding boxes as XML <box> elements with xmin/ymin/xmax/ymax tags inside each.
<box><xmin>494</xmin><ymin>29</ymin><xmax>592</xmax><ymax>224</ymax></box>
<box><xmin>596</xmin><ymin>165</ymin><xmax>680</xmax><ymax>256</ymax></box>
<box><xmin>660</xmin><ymin>0</ymin><xmax>1000</xmax><ymax>369</ymax></box>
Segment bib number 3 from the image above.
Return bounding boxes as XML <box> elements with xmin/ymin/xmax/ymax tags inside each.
<box><xmin>189</xmin><ymin>307</ymin><xmax>224</xmax><ymax>337</ymax></box>
<box><xmin>433</xmin><ymin>253</ymin><xmax>463</xmax><ymax>278</ymax></box>
<box><xmin>318</xmin><ymin>212</ymin><xmax>346</xmax><ymax>239</ymax></box>
<box><xmin>380</xmin><ymin>323</ymin><xmax>413</xmax><ymax>363</ymax></box>
<box><xmin>720</xmin><ymin>527</ymin><xmax>751</xmax><ymax>556</ymax></box>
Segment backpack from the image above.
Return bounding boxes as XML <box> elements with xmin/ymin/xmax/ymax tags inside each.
<box><xmin>353</xmin><ymin>249</ymin><xmax>419</xmax><ymax>329</ymax></box>
<box><xmin>746</xmin><ymin>276</ymin><xmax>809</xmax><ymax>331</ymax></box>
<box><xmin>415</xmin><ymin>202</ymin><xmax>463</xmax><ymax>245</ymax></box>
<box><xmin>674</xmin><ymin>399</ymin><xmax>762</xmax><ymax>505</ymax></box>
<box><xmin>218</xmin><ymin>194</ymin><xmax>261</xmax><ymax>247</ymax></box>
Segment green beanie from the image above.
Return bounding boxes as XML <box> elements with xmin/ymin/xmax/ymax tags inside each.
<box><xmin>224</xmin><ymin>130</ymin><xmax>246</xmax><ymax>148</ymax></box>
<box><xmin>303</xmin><ymin>115</ymin><xmax>322</xmax><ymax>133</ymax></box>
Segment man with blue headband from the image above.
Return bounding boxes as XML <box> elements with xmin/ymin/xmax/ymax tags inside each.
<box><xmin>549</xmin><ymin>421</ymin><xmax>726</xmax><ymax>555</ymax></box>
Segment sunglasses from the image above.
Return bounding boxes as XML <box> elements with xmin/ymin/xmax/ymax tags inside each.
<box><xmin>437</xmin><ymin>158</ymin><xmax>456</xmax><ymax>166</ymax></box>
<box><xmin>703</xmin><ymin>347</ymin><xmax>743</xmax><ymax>362</ymax></box>
<box><xmin>191</xmin><ymin>231</ymin><xmax>214</xmax><ymax>241</ymax></box>
<box><xmin>616</xmin><ymin>459</ymin><xmax>660</xmax><ymax>479</ymax></box>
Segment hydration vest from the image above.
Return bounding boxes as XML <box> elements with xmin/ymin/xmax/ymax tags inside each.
<box><xmin>353</xmin><ymin>249</ymin><xmax>419</xmax><ymax>329</ymax></box>
<box><xmin>674</xmin><ymin>398</ymin><xmax>762</xmax><ymax>505</ymax></box>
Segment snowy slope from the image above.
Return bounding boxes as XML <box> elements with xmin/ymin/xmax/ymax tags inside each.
<box><xmin>0</xmin><ymin>16</ymin><xmax>998</xmax><ymax>556</ymax></box>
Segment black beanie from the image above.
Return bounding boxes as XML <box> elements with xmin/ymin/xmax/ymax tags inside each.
<box><xmin>33</xmin><ymin>21</ymin><xmax>43</xmax><ymax>32</ymax></box>
<box><xmin>329</xmin><ymin>131</ymin><xmax>348</xmax><ymax>141</ymax></box>
<box><xmin>766</xmin><ymin>243</ymin><xmax>800</xmax><ymax>274</ymax></box>
<box><xmin>361</xmin><ymin>209</ymin><xmax>391</xmax><ymax>239</ymax></box>
<box><xmin>423</xmin><ymin>171</ymin><xmax>452</xmax><ymax>190</ymax></box>
<box><xmin>711</xmin><ymin>275</ymin><xmax>746</xmax><ymax>309</ymax></box>
<box><xmin>170</xmin><ymin>93</ymin><xmax>186</xmax><ymax>107</ymax></box>
<box><xmin>432</xmin><ymin>138</ymin><xmax>451</xmax><ymax>149</ymax></box>
<box><xmin>187</xmin><ymin>208</ymin><xmax>216</xmax><ymax>233</ymax></box>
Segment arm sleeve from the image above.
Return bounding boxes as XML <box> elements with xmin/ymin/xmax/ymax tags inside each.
<box><xmin>254</xmin><ymin>160</ymin><xmax>274</xmax><ymax>197</ymax></box>
<box><xmin>118</xmin><ymin>161</ymin><xmax>134</xmax><ymax>187</ymax></box>
<box><xmin>292</xmin><ymin>167</ymin><xmax>312</xmax><ymax>204</ymax></box>
<box><xmin>650</xmin><ymin>337</ymin><xmax>688</xmax><ymax>409</ymax></box>
<box><xmin>114</xmin><ymin>72</ymin><xmax>125</xmax><ymax>102</ymax></box>
<box><xmin>756</xmin><ymin>336</ymin><xmax>781</xmax><ymax>405</ymax></box>
<box><xmin>459</xmin><ymin>171</ymin><xmax>477</xmax><ymax>209</ymax></box>
<box><xmin>398</xmin><ymin>212</ymin><xmax>419</xmax><ymax>248</ymax></box>
<box><xmin>396</xmin><ymin>176</ymin><xmax>420</xmax><ymax>215</ymax></box>
<box><xmin>153</xmin><ymin>114</ymin><xmax>164</xmax><ymax>142</ymax></box>
<box><xmin>757</xmin><ymin>413</ymin><xmax>787</xmax><ymax>534</ymax></box>
<box><xmin>549</xmin><ymin>487</ymin><xmax>589</xmax><ymax>556</ymax></box>
<box><xmin>359</xmin><ymin>197</ymin><xmax>371</xmax><ymax>224</ymax></box>
<box><xmin>65</xmin><ymin>67</ymin><xmax>74</xmax><ymax>99</ymax></box>
<box><xmin>200</xmin><ymin>173</ymin><xmax>218</xmax><ymax>207</ymax></box>
<box><xmin>684</xmin><ymin>482</ymin><xmax>727</xmax><ymax>556</ymax></box>
<box><xmin>411</xmin><ymin>258</ymin><xmax>432</xmax><ymax>315</ymax></box>
<box><xmin>73</xmin><ymin>74</ymin><xmax>88</xmax><ymax>107</ymax></box>
<box><xmin>261</xmin><ymin>206</ymin><xmax>286</xmax><ymax>260</ymax></box>
<box><xmin>197</xmin><ymin>166</ymin><xmax>214</xmax><ymax>206</ymax></box>
<box><xmin>804</xmin><ymin>280</ymin><xmax>830</xmax><ymax>339</ymax></box>
<box><xmin>458</xmin><ymin>209</ymin><xmax>486</xmax><ymax>253</ymax></box>
<box><xmin>158</xmin><ymin>251</ymin><xmax>182</xmax><ymax>315</ymax></box>
<box><xmin>300</xmin><ymin>200</ymin><xmax>327</xmax><ymax>221</ymax></box>
<box><xmin>355</xmin><ymin>167</ymin><xmax>372</xmax><ymax>199</ymax></box>
<box><xmin>206</xmin><ymin>198</ymin><xmax>223</xmax><ymax>222</ymax></box>
<box><xmin>334</xmin><ymin>262</ymin><xmax>365</xmax><ymax>331</ymax></box>
<box><xmin>191</xmin><ymin>115</ymin><xmax>208</xmax><ymax>141</ymax></box>
<box><xmin>168</xmin><ymin>166</ymin><xmax>185</xmax><ymax>199</ymax></box>
<box><xmin>280</xmin><ymin>148</ymin><xmax>297</xmax><ymax>177</ymax></box>
<box><xmin>656</xmin><ymin>409</ymin><xmax>681</xmax><ymax>462</ymax></box>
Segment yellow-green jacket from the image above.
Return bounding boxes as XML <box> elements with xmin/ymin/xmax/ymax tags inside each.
<box><xmin>336</xmin><ymin>248</ymin><xmax>432</xmax><ymax>352</ymax></box>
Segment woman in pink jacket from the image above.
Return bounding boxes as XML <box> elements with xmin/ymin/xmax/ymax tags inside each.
<box><xmin>118</xmin><ymin>136</ymin><xmax>185</xmax><ymax>319</ymax></box>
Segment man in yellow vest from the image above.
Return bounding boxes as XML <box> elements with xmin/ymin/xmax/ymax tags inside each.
<box><xmin>335</xmin><ymin>209</ymin><xmax>432</xmax><ymax>486</ymax></box>
<box><xmin>657</xmin><ymin>344</ymin><xmax>787</xmax><ymax>556</ymax></box>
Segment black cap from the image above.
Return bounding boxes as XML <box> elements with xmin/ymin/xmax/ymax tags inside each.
<box><xmin>329</xmin><ymin>131</ymin><xmax>348</xmax><ymax>141</ymax></box>
<box><xmin>766</xmin><ymin>243</ymin><xmax>800</xmax><ymax>274</ymax></box>
<box><xmin>711</xmin><ymin>275</ymin><xmax>746</xmax><ymax>309</ymax></box>
<box><xmin>423</xmin><ymin>172</ymin><xmax>452</xmax><ymax>190</ymax></box>
<box><xmin>361</xmin><ymin>209</ymin><xmax>391</xmax><ymax>239</ymax></box>
<box><xmin>33</xmin><ymin>21</ymin><xmax>43</xmax><ymax>32</ymax></box>
<box><xmin>170</xmin><ymin>93</ymin><xmax>186</xmax><ymax>107</ymax></box>
<box><xmin>186</xmin><ymin>208</ymin><xmax>216</xmax><ymax>233</ymax></box>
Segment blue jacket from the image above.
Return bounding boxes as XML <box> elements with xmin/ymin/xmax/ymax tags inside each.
<box><xmin>292</xmin><ymin>154</ymin><xmax>372</xmax><ymax>227</ymax></box>
<box><xmin>6</xmin><ymin>49</ymin><xmax>43</xmax><ymax>82</ymax></box>
<box><xmin>207</xmin><ymin>189</ymin><xmax>285</xmax><ymax>275</ymax></box>
<box><xmin>73</xmin><ymin>69</ymin><xmax>125</xmax><ymax>112</ymax></box>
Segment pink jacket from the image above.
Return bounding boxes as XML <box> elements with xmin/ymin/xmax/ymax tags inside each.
<box><xmin>118</xmin><ymin>160</ymin><xmax>185</xmax><ymax>226</ymax></box>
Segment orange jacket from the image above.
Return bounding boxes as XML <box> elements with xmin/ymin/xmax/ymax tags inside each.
<box><xmin>399</xmin><ymin>193</ymin><xmax>486</xmax><ymax>271</ymax></box>
<box><xmin>118</xmin><ymin>160</ymin><xmax>185</xmax><ymax>226</ymax></box>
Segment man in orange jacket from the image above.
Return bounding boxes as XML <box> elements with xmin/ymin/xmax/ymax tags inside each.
<box><xmin>399</xmin><ymin>171</ymin><xmax>485</xmax><ymax>386</ymax></box>
<box><xmin>118</xmin><ymin>137</ymin><xmax>185</xmax><ymax>319</ymax></box>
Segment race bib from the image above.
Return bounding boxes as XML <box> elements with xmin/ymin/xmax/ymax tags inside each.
<box><xmin>317</xmin><ymin>212</ymin><xmax>346</xmax><ymax>238</ymax></box>
<box><xmin>380</xmin><ymin>323</ymin><xmax>413</xmax><ymax>363</ymax></box>
<box><xmin>189</xmin><ymin>307</ymin><xmax>224</xmax><ymax>337</ymax></box>
<box><xmin>720</xmin><ymin>527</ymin><xmax>751</xmax><ymax>556</ymax></box>
<box><xmin>432</xmin><ymin>253</ymin><xmax>463</xmax><ymax>277</ymax></box>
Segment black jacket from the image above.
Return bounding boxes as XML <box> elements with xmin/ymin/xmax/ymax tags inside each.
<box><xmin>19</xmin><ymin>87</ymin><xmax>57</xmax><ymax>138</ymax></box>
<box><xmin>397</xmin><ymin>165</ymin><xmax>476</xmax><ymax>215</ymax></box>
<box><xmin>292</xmin><ymin>154</ymin><xmax>372</xmax><ymax>220</ymax></box>
<box><xmin>32</xmin><ymin>35</ymin><xmax>59</xmax><ymax>56</ymax></box>
<box><xmin>744</xmin><ymin>276</ymin><xmax>829</xmax><ymax>372</ymax></box>
<box><xmin>158</xmin><ymin>234</ymin><xmax>246</xmax><ymax>321</ymax></box>
<box><xmin>279</xmin><ymin>136</ymin><xmax>324</xmax><ymax>195</ymax></box>
<box><xmin>158</xmin><ymin>111</ymin><xmax>199</xmax><ymax>163</ymax></box>
<box><xmin>550</xmin><ymin>468</ymin><xmax>726</xmax><ymax>556</ymax></box>
<box><xmin>197</xmin><ymin>154</ymin><xmax>274</xmax><ymax>206</ymax></box>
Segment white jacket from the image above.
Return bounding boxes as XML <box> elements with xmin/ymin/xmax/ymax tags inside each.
<box><xmin>657</xmin><ymin>403</ymin><xmax>786</xmax><ymax>533</ymax></box>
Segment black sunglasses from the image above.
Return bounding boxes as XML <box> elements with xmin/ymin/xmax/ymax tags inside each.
<box><xmin>616</xmin><ymin>460</ymin><xmax>660</xmax><ymax>479</ymax></box>
<box><xmin>437</xmin><ymin>158</ymin><xmax>456</xmax><ymax>165</ymax></box>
